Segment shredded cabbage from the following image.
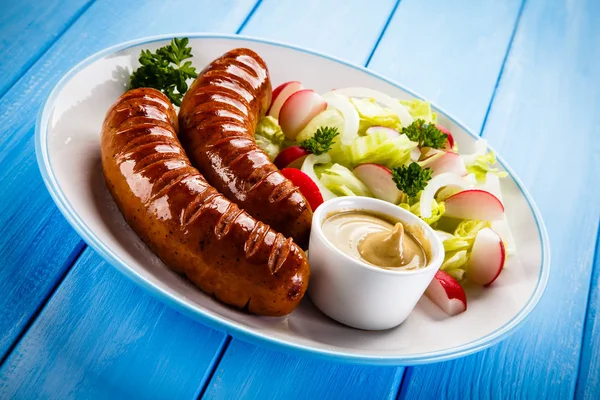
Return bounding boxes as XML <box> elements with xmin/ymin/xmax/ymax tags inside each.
<box><xmin>335</xmin><ymin>130</ymin><xmax>417</xmax><ymax>168</ymax></box>
<box><xmin>399</xmin><ymin>99</ymin><xmax>437</xmax><ymax>123</ymax></box>
<box><xmin>440</xmin><ymin>220</ymin><xmax>490</xmax><ymax>280</ymax></box>
<box><xmin>464</xmin><ymin>151</ymin><xmax>508</xmax><ymax>182</ymax></box>
<box><xmin>255</xmin><ymin>116</ymin><xmax>285</xmax><ymax>160</ymax></box>
<box><xmin>320</xmin><ymin>163</ymin><xmax>372</xmax><ymax>197</ymax></box>
<box><xmin>399</xmin><ymin>199</ymin><xmax>446</xmax><ymax>226</ymax></box>
<box><xmin>350</xmin><ymin>97</ymin><xmax>402</xmax><ymax>134</ymax></box>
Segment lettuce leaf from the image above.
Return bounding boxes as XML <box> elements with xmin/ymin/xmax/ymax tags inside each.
<box><xmin>399</xmin><ymin>198</ymin><xmax>445</xmax><ymax>226</ymax></box>
<box><xmin>254</xmin><ymin>116</ymin><xmax>285</xmax><ymax>160</ymax></box>
<box><xmin>464</xmin><ymin>151</ymin><xmax>508</xmax><ymax>182</ymax></box>
<box><xmin>320</xmin><ymin>163</ymin><xmax>372</xmax><ymax>197</ymax></box>
<box><xmin>350</xmin><ymin>97</ymin><xmax>402</xmax><ymax>134</ymax></box>
<box><xmin>439</xmin><ymin>220</ymin><xmax>490</xmax><ymax>280</ymax></box>
<box><xmin>335</xmin><ymin>130</ymin><xmax>417</xmax><ymax>168</ymax></box>
<box><xmin>399</xmin><ymin>99</ymin><xmax>437</xmax><ymax>123</ymax></box>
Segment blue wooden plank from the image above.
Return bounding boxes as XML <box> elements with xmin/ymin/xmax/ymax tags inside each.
<box><xmin>203</xmin><ymin>1</ymin><xmax>522</xmax><ymax>398</ymax></box>
<box><xmin>368</xmin><ymin>0</ymin><xmax>524</xmax><ymax>132</ymax></box>
<box><xmin>241</xmin><ymin>0</ymin><xmax>400</xmax><ymax>65</ymax></box>
<box><xmin>400</xmin><ymin>0</ymin><xmax>600</xmax><ymax>398</ymax></box>
<box><xmin>203</xmin><ymin>340</ymin><xmax>404</xmax><ymax>400</ymax></box>
<box><xmin>0</xmin><ymin>248</ymin><xmax>228</xmax><ymax>398</ymax></box>
<box><xmin>0</xmin><ymin>0</ymin><xmax>93</xmax><ymax>97</ymax></box>
<box><xmin>576</xmin><ymin>227</ymin><xmax>600</xmax><ymax>400</ymax></box>
<box><xmin>0</xmin><ymin>0</ymin><xmax>256</xmax><ymax>365</ymax></box>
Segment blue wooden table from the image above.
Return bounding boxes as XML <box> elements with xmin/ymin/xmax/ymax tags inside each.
<box><xmin>0</xmin><ymin>0</ymin><xmax>599</xmax><ymax>398</ymax></box>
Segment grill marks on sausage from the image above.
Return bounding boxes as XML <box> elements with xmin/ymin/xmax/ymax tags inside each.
<box><xmin>267</xmin><ymin>234</ymin><xmax>292</xmax><ymax>274</ymax></box>
<box><xmin>214</xmin><ymin>203</ymin><xmax>245</xmax><ymax>240</ymax></box>
<box><xmin>182</xmin><ymin>189</ymin><xmax>220</xmax><ymax>227</ymax></box>
<box><xmin>267</xmin><ymin>180</ymin><xmax>299</xmax><ymax>203</ymax></box>
<box><xmin>245</xmin><ymin>221</ymin><xmax>270</xmax><ymax>259</ymax></box>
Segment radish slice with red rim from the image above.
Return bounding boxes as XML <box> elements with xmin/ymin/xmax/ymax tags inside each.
<box><xmin>420</xmin><ymin>173</ymin><xmax>472</xmax><ymax>218</ymax></box>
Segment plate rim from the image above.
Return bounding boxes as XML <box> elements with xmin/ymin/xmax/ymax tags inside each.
<box><xmin>35</xmin><ymin>32</ymin><xmax>551</xmax><ymax>365</ymax></box>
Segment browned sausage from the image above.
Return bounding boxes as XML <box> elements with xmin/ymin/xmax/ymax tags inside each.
<box><xmin>101</xmin><ymin>88</ymin><xmax>309</xmax><ymax>316</ymax></box>
<box><xmin>179</xmin><ymin>48</ymin><xmax>312</xmax><ymax>248</ymax></box>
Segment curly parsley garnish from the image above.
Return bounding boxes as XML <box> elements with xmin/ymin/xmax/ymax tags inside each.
<box><xmin>392</xmin><ymin>162</ymin><xmax>433</xmax><ymax>199</ymax></box>
<box><xmin>402</xmin><ymin>119</ymin><xmax>448</xmax><ymax>149</ymax></box>
<box><xmin>130</xmin><ymin>37</ymin><xmax>197</xmax><ymax>106</ymax></box>
<box><xmin>299</xmin><ymin>126</ymin><xmax>340</xmax><ymax>155</ymax></box>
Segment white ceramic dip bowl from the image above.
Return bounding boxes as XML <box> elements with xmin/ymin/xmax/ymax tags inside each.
<box><xmin>308</xmin><ymin>197</ymin><xmax>445</xmax><ymax>330</ymax></box>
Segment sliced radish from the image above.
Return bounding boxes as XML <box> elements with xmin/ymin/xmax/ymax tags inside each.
<box><xmin>353</xmin><ymin>163</ymin><xmax>403</xmax><ymax>203</ymax></box>
<box><xmin>420</xmin><ymin>173</ymin><xmax>472</xmax><ymax>219</ymax></box>
<box><xmin>301</xmin><ymin>153</ymin><xmax>336</xmax><ymax>201</ymax></box>
<box><xmin>329</xmin><ymin>87</ymin><xmax>414</xmax><ymax>126</ymax></box>
<box><xmin>274</xmin><ymin>146</ymin><xmax>311</xmax><ymax>170</ymax></box>
<box><xmin>468</xmin><ymin>227</ymin><xmax>506</xmax><ymax>285</ymax></box>
<box><xmin>444</xmin><ymin>189</ymin><xmax>504</xmax><ymax>220</ymax></box>
<box><xmin>281</xmin><ymin>168</ymin><xmax>324</xmax><ymax>211</ymax></box>
<box><xmin>279</xmin><ymin>89</ymin><xmax>327</xmax><ymax>140</ymax></box>
<box><xmin>268</xmin><ymin>81</ymin><xmax>303</xmax><ymax>119</ymax></box>
<box><xmin>426</xmin><ymin>151</ymin><xmax>467</xmax><ymax>177</ymax></box>
<box><xmin>322</xmin><ymin>92</ymin><xmax>360</xmax><ymax>145</ymax></box>
<box><xmin>365</xmin><ymin>126</ymin><xmax>400</xmax><ymax>139</ymax></box>
<box><xmin>436</xmin><ymin>125</ymin><xmax>455</xmax><ymax>150</ymax></box>
<box><xmin>492</xmin><ymin>219</ymin><xmax>516</xmax><ymax>255</ymax></box>
<box><xmin>425</xmin><ymin>270</ymin><xmax>467</xmax><ymax>316</ymax></box>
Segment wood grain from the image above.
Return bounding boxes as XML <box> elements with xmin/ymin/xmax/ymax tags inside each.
<box><xmin>399</xmin><ymin>0</ymin><xmax>600</xmax><ymax>398</ymax></box>
<box><xmin>0</xmin><ymin>249</ymin><xmax>227</xmax><ymax>398</ymax></box>
<box><xmin>0</xmin><ymin>0</ymin><xmax>93</xmax><ymax>97</ymax></box>
<box><xmin>203</xmin><ymin>340</ymin><xmax>404</xmax><ymax>400</ymax></box>
<box><xmin>0</xmin><ymin>0</ymin><xmax>255</xmax><ymax>366</ymax></box>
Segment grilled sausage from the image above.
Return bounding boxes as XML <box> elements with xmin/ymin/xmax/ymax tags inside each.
<box><xmin>179</xmin><ymin>48</ymin><xmax>312</xmax><ymax>248</ymax></box>
<box><xmin>101</xmin><ymin>88</ymin><xmax>309</xmax><ymax>316</ymax></box>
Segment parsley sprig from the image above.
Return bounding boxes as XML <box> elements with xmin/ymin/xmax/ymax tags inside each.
<box><xmin>402</xmin><ymin>119</ymin><xmax>448</xmax><ymax>149</ymax></box>
<box><xmin>130</xmin><ymin>37</ymin><xmax>197</xmax><ymax>106</ymax></box>
<box><xmin>392</xmin><ymin>162</ymin><xmax>433</xmax><ymax>199</ymax></box>
<box><xmin>299</xmin><ymin>126</ymin><xmax>340</xmax><ymax>155</ymax></box>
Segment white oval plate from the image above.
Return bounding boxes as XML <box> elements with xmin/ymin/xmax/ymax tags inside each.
<box><xmin>36</xmin><ymin>34</ymin><xmax>550</xmax><ymax>365</ymax></box>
